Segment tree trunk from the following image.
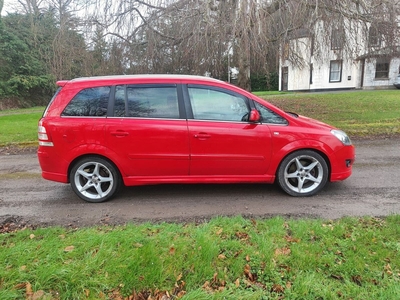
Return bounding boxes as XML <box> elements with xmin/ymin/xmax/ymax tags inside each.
<box><xmin>236</xmin><ymin>0</ymin><xmax>252</xmax><ymax>92</ymax></box>
<box><xmin>237</xmin><ymin>34</ymin><xmax>251</xmax><ymax>91</ymax></box>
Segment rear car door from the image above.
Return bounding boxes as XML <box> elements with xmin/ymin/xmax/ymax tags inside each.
<box><xmin>185</xmin><ymin>85</ymin><xmax>272</xmax><ymax>176</ymax></box>
<box><xmin>105</xmin><ymin>84</ymin><xmax>190</xmax><ymax>177</ymax></box>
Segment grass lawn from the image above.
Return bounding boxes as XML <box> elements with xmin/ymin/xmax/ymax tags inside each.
<box><xmin>255</xmin><ymin>90</ymin><xmax>400</xmax><ymax>137</ymax></box>
<box><xmin>1</xmin><ymin>216</ymin><xmax>400</xmax><ymax>299</ymax></box>
<box><xmin>0</xmin><ymin>107</ymin><xmax>44</xmax><ymax>146</ymax></box>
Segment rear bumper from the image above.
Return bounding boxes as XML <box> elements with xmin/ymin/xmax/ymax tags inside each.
<box><xmin>38</xmin><ymin>148</ymin><xmax>69</xmax><ymax>183</ymax></box>
<box><xmin>41</xmin><ymin>171</ymin><xmax>68</xmax><ymax>183</ymax></box>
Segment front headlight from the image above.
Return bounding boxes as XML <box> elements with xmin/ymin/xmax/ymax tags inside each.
<box><xmin>331</xmin><ymin>129</ymin><xmax>352</xmax><ymax>145</ymax></box>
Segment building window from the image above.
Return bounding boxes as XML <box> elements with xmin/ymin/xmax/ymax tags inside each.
<box><xmin>368</xmin><ymin>25</ymin><xmax>381</xmax><ymax>47</ymax></box>
<box><xmin>331</xmin><ymin>26</ymin><xmax>344</xmax><ymax>50</ymax></box>
<box><xmin>329</xmin><ymin>60</ymin><xmax>342</xmax><ymax>82</ymax></box>
<box><xmin>375</xmin><ymin>58</ymin><xmax>390</xmax><ymax>79</ymax></box>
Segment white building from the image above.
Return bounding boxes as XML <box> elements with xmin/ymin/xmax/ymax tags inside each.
<box><xmin>279</xmin><ymin>17</ymin><xmax>400</xmax><ymax>92</ymax></box>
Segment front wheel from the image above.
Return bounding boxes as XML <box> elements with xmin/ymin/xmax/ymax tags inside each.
<box><xmin>70</xmin><ymin>156</ymin><xmax>121</xmax><ymax>203</ymax></box>
<box><xmin>277</xmin><ymin>150</ymin><xmax>328</xmax><ymax>197</ymax></box>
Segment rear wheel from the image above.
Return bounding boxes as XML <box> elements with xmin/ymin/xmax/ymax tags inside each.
<box><xmin>277</xmin><ymin>150</ymin><xmax>328</xmax><ymax>197</ymax></box>
<box><xmin>70</xmin><ymin>156</ymin><xmax>121</xmax><ymax>203</ymax></box>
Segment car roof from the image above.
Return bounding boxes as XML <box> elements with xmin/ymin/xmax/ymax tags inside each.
<box><xmin>55</xmin><ymin>74</ymin><xmax>257</xmax><ymax>100</ymax></box>
<box><xmin>57</xmin><ymin>74</ymin><xmax>225</xmax><ymax>87</ymax></box>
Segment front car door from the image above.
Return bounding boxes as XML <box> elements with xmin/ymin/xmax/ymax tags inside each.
<box><xmin>185</xmin><ymin>85</ymin><xmax>272</xmax><ymax>176</ymax></box>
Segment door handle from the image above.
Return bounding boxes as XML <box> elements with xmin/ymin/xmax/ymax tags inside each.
<box><xmin>111</xmin><ymin>130</ymin><xmax>129</xmax><ymax>137</ymax></box>
<box><xmin>194</xmin><ymin>133</ymin><xmax>211</xmax><ymax>139</ymax></box>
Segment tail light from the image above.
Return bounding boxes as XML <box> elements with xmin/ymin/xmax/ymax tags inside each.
<box><xmin>38</xmin><ymin>119</ymin><xmax>54</xmax><ymax>146</ymax></box>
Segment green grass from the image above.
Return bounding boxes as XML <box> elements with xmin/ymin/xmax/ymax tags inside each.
<box><xmin>256</xmin><ymin>90</ymin><xmax>400</xmax><ymax>137</ymax></box>
<box><xmin>1</xmin><ymin>216</ymin><xmax>400</xmax><ymax>299</ymax></box>
<box><xmin>0</xmin><ymin>107</ymin><xmax>44</xmax><ymax>146</ymax></box>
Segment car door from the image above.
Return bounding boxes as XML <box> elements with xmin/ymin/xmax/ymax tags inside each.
<box><xmin>186</xmin><ymin>85</ymin><xmax>272</xmax><ymax>176</ymax></box>
<box><xmin>105</xmin><ymin>84</ymin><xmax>190</xmax><ymax>177</ymax></box>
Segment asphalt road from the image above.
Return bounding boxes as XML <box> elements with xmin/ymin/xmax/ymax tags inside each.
<box><xmin>1</xmin><ymin>138</ymin><xmax>399</xmax><ymax>227</ymax></box>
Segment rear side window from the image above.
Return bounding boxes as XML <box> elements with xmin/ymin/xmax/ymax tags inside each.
<box><xmin>62</xmin><ymin>87</ymin><xmax>111</xmax><ymax>117</ymax></box>
<box><xmin>114</xmin><ymin>85</ymin><xmax>179</xmax><ymax>118</ymax></box>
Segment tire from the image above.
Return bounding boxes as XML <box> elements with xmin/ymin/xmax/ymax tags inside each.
<box><xmin>277</xmin><ymin>150</ymin><xmax>328</xmax><ymax>197</ymax></box>
<box><xmin>70</xmin><ymin>156</ymin><xmax>121</xmax><ymax>203</ymax></box>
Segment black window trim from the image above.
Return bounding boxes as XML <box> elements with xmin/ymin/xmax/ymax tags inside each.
<box><xmin>329</xmin><ymin>60</ymin><xmax>343</xmax><ymax>83</ymax></box>
<box><xmin>251</xmin><ymin>99</ymin><xmax>289</xmax><ymax>126</ymax></box>
<box><xmin>61</xmin><ymin>86</ymin><xmax>111</xmax><ymax>118</ymax></box>
<box><xmin>108</xmin><ymin>83</ymin><xmax>186</xmax><ymax>120</ymax></box>
<box><xmin>368</xmin><ymin>24</ymin><xmax>381</xmax><ymax>48</ymax></box>
<box><xmin>375</xmin><ymin>58</ymin><xmax>390</xmax><ymax>80</ymax></box>
<box><xmin>331</xmin><ymin>25</ymin><xmax>344</xmax><ymax>50</ymax></box>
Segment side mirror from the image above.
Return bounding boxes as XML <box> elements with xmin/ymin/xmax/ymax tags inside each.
<box><xmin>249</xmin><ymin>109</ymin><xmax>260</xmax><ymax>122</ymax></box>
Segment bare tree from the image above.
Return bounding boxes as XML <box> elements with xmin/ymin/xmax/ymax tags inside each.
<box><xmin>7</xmin><ymin>0</ymin><xmax>399</xmax><ymax>89</ymax></box>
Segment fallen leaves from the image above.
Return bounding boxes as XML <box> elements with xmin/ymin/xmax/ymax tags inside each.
<box><xmin>351</xmin><ymin>275</ymin><xmax>363</xmax><ymax>286</ymax></box>
<box><xmin>284</xmin><ymin>235</ymin><xmax>300</xmax><ymax>243</ymax></box>
<box><xmin>271</xmin><ymin>283</ymin><xmax>285</xmax><ymax>293</ymax></box>
<box><xmin>202</xmin><ymin>272</ymin><xmax>226</xmax><ymax>293</ymax></box>
<box><xmin>106</xmin><ymin>275</ymin><xmax>187</xmax><ymax>300</ymax></box>
<box><xmin>0</xmin><ymin>216</ymin><xmax>36</xmax><ymax>233</ymax></box>
<box><xmin>274</xmin><ymin>247</ymin><xmax>291</xmax><ymax>257</ymax></box>
<box><xmin>244</xmin><ymin>264</ymin><xmax>255</xmax><ymax>282</ymax></box>
<box><xmin>64</xmin><ymin>245</ymin><xmax>75</xmax><ymax>252</ymax></box>
<box><xmin>13</xmin><ymin>282</ymin><xmax>55</xmax><ymax>300</ymax></box>
<box><xmin>331</xmin><ymin>274</ymin><xmax>344</xmax><ymax>281</ymax></box>
<box><xmin>235</xmin><ymin>232</ymin><xmax>250</xmax><ymax>241</ymax></box>
<box><xmin>217</xmin><ymin>253</ymin><xmax>226</xmax><ymax>260</ymax></box>
<box><xmin>123</xmin><ymin>274</ymin><xmax>186</xmax><ymax>299</ymax></box>
<box><xmin>383</xmin><ymin>263</ymin><xmax>393</xmax><ymax>276</ymax></box>
<box><xmin>215</xmin><ymin>228</ymin><xmax>223</xmax><ymax>236</ymax></box>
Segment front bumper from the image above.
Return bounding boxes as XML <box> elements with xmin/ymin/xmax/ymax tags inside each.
<box><xmin>330</xmin><ymin>145</ymin><xmax>355</xmax><ymax>182</ymax></box>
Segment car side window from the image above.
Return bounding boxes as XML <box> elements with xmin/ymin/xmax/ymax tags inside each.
<box><xmin>254</xmin><ymin>101</ymin><xmax>288</xmax><ymax>125</ymax></box>
<box><xmin>188</xmin><ymin>87</ymin><xmax>249</xmax><ymax>122</ymax></box>
<box><xmin>114</xmin><ymin>86</ymin><xmax>179</xmax><ymax>119</ymax></box>
<box><xmin>62</xmin><ymin>87</ymin><xmax>110</xmax><ymax>117</ymax></box>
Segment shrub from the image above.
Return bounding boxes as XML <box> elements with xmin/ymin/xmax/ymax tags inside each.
<box><xmin>251</xmin><ymin>72</ymin><xmax>279</xmax><ymax>91</ymax></box>
<box><xmin>0</xmin><ymin>74</ymin><xmax>56</xmax><ymax>107</ymax></box>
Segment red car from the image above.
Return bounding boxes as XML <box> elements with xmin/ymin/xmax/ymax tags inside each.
<box><xmin>37</xmin><ymin>75</ymin><xmax>355</xmax><ymax>202</ymax></box>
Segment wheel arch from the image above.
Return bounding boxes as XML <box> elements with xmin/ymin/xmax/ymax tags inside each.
<box><xmin>67</xmin><ymin>153</ymin><xmax>122</xmax><ymax>184</ymax></box>
<box><xmin>270</xmin><ymin>139</ymin><xmax>333</xmax><ymax>182</ymax></box>
<box><xmin>275</xmin><ymin>148</ymin><xmax>332</xmax><ymax>181</ymax></box>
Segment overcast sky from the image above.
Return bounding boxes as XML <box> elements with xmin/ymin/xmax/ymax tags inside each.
<box><xmin>2</xmin><ymin>0</ymin><xmax>17</xmax><ymax>16</ymax></box>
